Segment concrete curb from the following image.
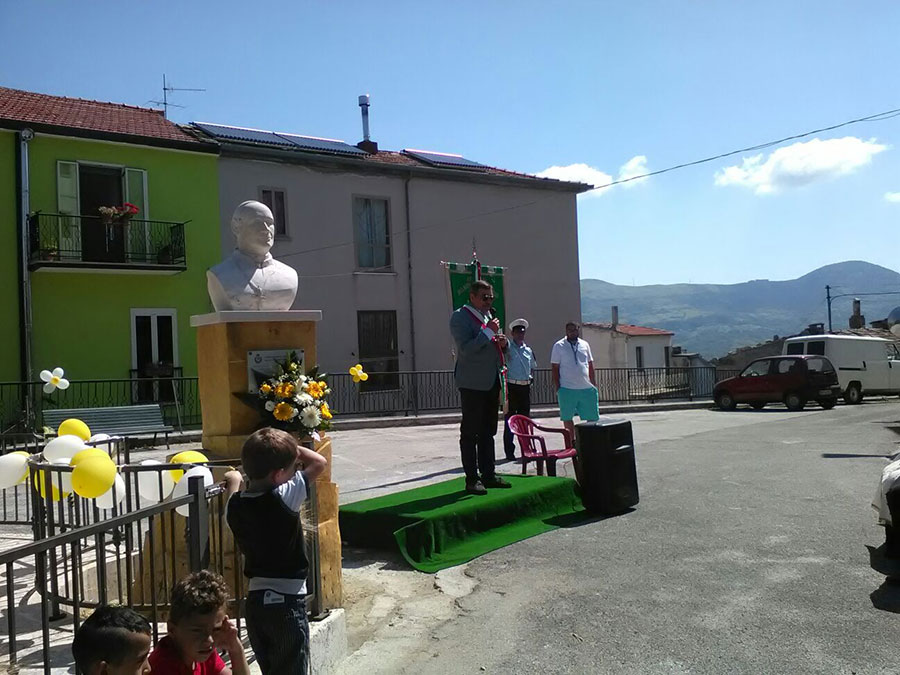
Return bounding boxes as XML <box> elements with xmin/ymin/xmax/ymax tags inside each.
<box><xmin>160</xmin><ymin>400</ymin><xmax>715</xmax><ymax>443</ymax></box>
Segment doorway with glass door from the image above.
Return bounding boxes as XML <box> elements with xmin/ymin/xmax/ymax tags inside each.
<box><xmin>131</xmin><ymin>309</ymin><xmax>179</xmax><ymax>405</ymax></box>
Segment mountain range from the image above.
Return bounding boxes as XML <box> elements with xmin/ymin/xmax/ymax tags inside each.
<box><xmin>580</xmin><ymin>261</ymin><xmax>900</xmax><ymax>359</ymax></box>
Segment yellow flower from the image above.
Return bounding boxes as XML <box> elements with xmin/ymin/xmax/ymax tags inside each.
<box><xmin>306</xmin><ymin>381</ymin><xmax>324</xmax><ymax>399</ymax></box>
<box><xmin>321</xmin><ymin>402</ymin><xmax>332</xmax><ymax>420</ymax></box>
<box><xmin>259</xmin><ymin>383</ymin><xmax>272</xmax><ymax>395</ymax></box>
<box><xmin>275</xmin><ymin>383</ymin><xmax>296</xmax><ymax>399</ymax></box>
<box><xmin>273</xmin><ymin>402</ymin><xmax>296</xmax><ymax>421</ymax></box>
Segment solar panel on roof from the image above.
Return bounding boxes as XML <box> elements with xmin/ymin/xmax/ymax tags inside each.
<box><xmin>276</xmin><ymin>132</ymin><xmax>367</xmax><ymax>156</ymax></box>
<box><xmin>192</xmin><ymin>122</ymin><xmax>367</xmax><ymax>157</ymax></box>
<box><xmin>403</xmin><ymin>149</ymin><xmax>487</xmax><ymax>171</ymax></box>
<box><xmin>193</xmin><ymin>122</ymin><xmax>292</xmax><ymax>148</ymax></box>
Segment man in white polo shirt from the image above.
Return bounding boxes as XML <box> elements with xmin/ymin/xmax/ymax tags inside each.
<box><xmin>550</xmin><ymin>321</ymin><xmax>600</xmax><ymax>441</ymax></box>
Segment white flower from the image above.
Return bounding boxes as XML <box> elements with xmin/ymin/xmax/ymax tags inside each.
<box><xmin>295</xmin><ymin>393</ymin><xmax>314</xmax><ymax>407</ymax></box>
<box><xmin>40</xmin><ymin>367</ymin><xmax>70</xmax><ymax>394</ymax></box>
<box><xmin>300</xmin><ymin>406</ymin><xmax>321</xmax><ymax>428</ymax></box>
<box><xmin>291</xmin><ymin>407</ymin><xmax>300</xmax><ymax>419</ymax></box>
<box><xmin>265</xmin><ymin>400</ymin><xmax>275</xmax><ymax>411</ymax></box>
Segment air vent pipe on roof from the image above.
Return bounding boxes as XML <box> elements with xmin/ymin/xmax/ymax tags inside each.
<box><xmin>358</xmin><ymin>94</ymin><xmax>370</xmax><ymax>140</ymax></box>
<box><xmin>357</xmin><ymin>94</ymin><xmax>378</xmax><ymax>154</ymax></box>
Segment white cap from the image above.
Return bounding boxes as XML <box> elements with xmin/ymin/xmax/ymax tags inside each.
<box><xmin>509</xmin><ymin>318</ymin><xmax>529</xmax><ymax>331</ymax></box>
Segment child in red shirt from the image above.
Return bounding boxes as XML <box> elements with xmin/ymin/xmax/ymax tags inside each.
<box><xmin>149</xmin><ymin>570</ymin><xmax>249</xmax><ymax>675</ymax></box>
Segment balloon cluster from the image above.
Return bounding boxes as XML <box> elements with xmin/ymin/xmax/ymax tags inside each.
<box><xmin>0</xmin><ymin>418</ymin><xmax>213</xmax><ymax>517</ymax></box>
<box><xmin>349</xmin><ymin>363</ymin><xmax>369</xmax><ymax>383</ymax></box>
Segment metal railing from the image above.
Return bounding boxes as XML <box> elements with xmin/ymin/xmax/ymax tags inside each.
<box><xmin>0</xmin><ymin>457</ymin><xmax>323</xmax><ymax>673</ymax></box>
<box><xmin>328</xmin><ymin>366</ymin><xmax>738</xmax><ymax>416</ymax></box>
<box><xmin>0</xmin><ymin>367</ymin><xmax>738</xmax><ymax>433</ymax></box>
<box><xmin>0</xmin><ymin>378</ymin><xmax>201</xmax><ymax>434</ymax></box>
<box><xmin>28</xmin><ymin>212</ymin><xmax>186</xmax><ymax>269</ymax></box>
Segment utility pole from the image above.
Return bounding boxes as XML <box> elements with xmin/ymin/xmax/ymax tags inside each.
<box><xmin>826</xmin><ymin>285</ymin><xmax>832</xmax><ymax>333</ymax></box>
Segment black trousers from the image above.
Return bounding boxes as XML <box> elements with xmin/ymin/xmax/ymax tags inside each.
<box><xmin>459</xmin><ymin>379</ymin><xmax>500</xmax><ymax>482</ymax></box>
<box><xmin>503</xmin><ymin>383</ymin><xmax>532</xmax><ymax>457</ymax></box>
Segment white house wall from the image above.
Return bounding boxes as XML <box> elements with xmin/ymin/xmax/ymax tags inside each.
<box><xmin>217</xmin><ymin>157</ymin><xmax>582</xmax><ymax>373</ymax></box>
<box><xmin>581</xmin><ymin>325</ymin><xmax>628</xmax><ymax>368</ymax></box>
<box><xmin>628</xmin><ymin>335</ymin><xmax>673</xmax><ymax>369</ymax></box>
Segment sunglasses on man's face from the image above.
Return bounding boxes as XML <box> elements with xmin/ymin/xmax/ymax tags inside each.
<box><xmin>512</xmin><ymin>327</ymin><xmax>525</xmax><ymax>332</ymax></box>
<box><xmin>480</xmin><ymin>295</ymin><xmax>495</xmax><ymax>301</ymax></box>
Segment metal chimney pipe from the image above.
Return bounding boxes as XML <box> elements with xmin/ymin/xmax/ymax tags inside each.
<box><xmin>358</xmin><ymin>94</ymin><xmax>370</xmax><ymax>141</ymax></box>
<box><xmin>611</xmin><ymin>305</ymin><xmax>619</xmax><ymax>326</ymax></box>
<box><xmin>853</xmin><ymin>298</ymin><xmax>861</xmax><ymax>316</ymax></box>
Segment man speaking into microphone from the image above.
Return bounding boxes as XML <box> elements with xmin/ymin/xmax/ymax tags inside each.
<box><xmin>449</xmin><ymin>280</ymin><xmax>514</xmax><ymax>495</ymax></box>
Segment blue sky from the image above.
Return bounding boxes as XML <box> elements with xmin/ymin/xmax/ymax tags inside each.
<box><xmin>3</xmin><ymin>1</ymin><xmax>899</xmax><ymax>285</ymax></box>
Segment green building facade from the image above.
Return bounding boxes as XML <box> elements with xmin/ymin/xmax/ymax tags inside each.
<box><xmin>1</xmin><ymin>88</ymin><xmax>221</xmax><ymax>416</ymax></box>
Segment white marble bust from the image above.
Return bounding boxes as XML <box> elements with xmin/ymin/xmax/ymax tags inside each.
<box><xmin>207</xmin><ymin>200</ymin><xmax>299</xmax><ymax>311</ymax></box>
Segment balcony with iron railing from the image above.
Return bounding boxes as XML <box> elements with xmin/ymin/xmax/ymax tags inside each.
<box><xmin>28</xmin><ymin>212</ymin><xmax>187</xmax><ymax>273</ymax></box>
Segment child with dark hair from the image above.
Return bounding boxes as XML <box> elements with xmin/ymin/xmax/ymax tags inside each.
<box><xmin>71</xmin><ymin>604</ymin><xmax>152</xmax><ymax>675</ymax></box>
<box><xmin>226</xmin><ymin>427</ymin><xmax>327</xmax><ymax>674</ymax></box>
<box><xmin>148</xmin><ymin>570</ymin><xmax>249</xmax><ymax>674</ymax></box>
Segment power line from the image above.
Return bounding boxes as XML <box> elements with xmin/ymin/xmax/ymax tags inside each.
<box><xmin>591</xmin><ymin>105</ymin><xmax>900</xmax><ymax>190</ymax></box>
<box><xmin>279</xmin><ymin>104</ymin><xmax>900</xmax><ymax>262</ymax></box>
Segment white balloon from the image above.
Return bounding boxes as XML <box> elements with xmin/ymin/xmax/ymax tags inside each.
<box><xmin>43</xmin><ymin>435</ymin><xmax>87</xmax><ymax>462</ymax></box>
<box><xmin>95</xmin><ymin>474</ymin><xmax>126</xmax><ymax>510</ymax></box>
<box><xmin>137</xmin><ymin>460</ymin><xmax>175</xmax><ymax>504</ymax></box>
<box><xmin>170</xmin><ymin>466</ymin><xmax>214</xmax><ymax>517</ymax></box>
<box><xmin>52</xmin><ymin>458</ymin><xmax>73</xmax><ymax>494</ymax></box>
<box><xmin>88</xmin><ymin>433</ymin><xmax>112</xmax><ymax>444</ymax></box>
<box><xmin>0</xmin><ymin>453</ymin><xmax>29</xmax><ymax>490</ymax></box>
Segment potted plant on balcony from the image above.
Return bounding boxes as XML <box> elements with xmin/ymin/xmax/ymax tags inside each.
<box><xmin>98</xmin><ymin>203</ymin><xmax>139</xmax><ymax>225</ymax></box>
<box><xmin>40</xmin><ymin>246</ymin><xmax>59</xmax><ymax>261</ymax></box>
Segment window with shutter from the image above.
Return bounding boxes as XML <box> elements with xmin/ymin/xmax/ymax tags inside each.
<box><xmin>56</xmin><ymin>161</ymin><xmax>80</xmax><ymax>256</ymax></box>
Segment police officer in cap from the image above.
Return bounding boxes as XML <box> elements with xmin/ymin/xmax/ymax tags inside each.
<box><xmin>503</xmin><ymin>318</ymin><xmax>537</xmax><ymax>461</ymax></box>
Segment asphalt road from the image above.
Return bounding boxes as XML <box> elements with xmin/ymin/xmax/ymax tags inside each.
<box><xmin>336</xmin><ymin>400</ymin><xmax>900</xmax><ymax>674</ymax></box>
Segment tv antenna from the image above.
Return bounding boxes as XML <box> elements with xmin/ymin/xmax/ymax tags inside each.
<box><xmin>150</xmin><ymin>74</ymin><xmax>205</xmax><ymax>118</ymax></box>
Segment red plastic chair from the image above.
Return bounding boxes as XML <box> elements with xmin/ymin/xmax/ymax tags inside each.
<box><xmin>507</xmin><ymin>414</ymin><xmax>578</xmax><ymax>477</ymax></box>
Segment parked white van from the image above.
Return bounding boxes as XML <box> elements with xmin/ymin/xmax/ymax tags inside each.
<box><xmin>782</xmin><ymin>335</ymin><xmax>900</xmax><ymax>403</ymax></box>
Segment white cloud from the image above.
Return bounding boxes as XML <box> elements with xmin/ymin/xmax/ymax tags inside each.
<box><xmin>714</xmin><ymin>136</ymin><xmax>887</xmax><ymax>195</ymax></box>
<box><xmin>617</xmin><ymin>155</ymin><xmax>649</xmax><ymax>187</ymax></box>
<box><xmin>536</xmin><ymin>155</ymin><xmax>649</xmax><ymax>197</ymax></box>
<box><xmin>885</xmin><ymin>191</ymin><xmax>900</xmax><ymax>202</ymax></box>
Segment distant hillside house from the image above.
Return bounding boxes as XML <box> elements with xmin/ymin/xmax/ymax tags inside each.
<box><xmin>582</xmin><ymin>309</ymin><xmax>674</xmax><ymax>369</ymax></box>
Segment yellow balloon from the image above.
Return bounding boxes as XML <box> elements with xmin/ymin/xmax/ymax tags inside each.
<box><xmin>70</xmin><ymin>447</ymin><xmax>110</xmax><ymax>467</ymax></box>
<box><xmin>58</xmin><ymin>418</ymin><xmax>91</xmax><ymax>441</ymax></box>
<box><xmin>169</xmin><ymin>451</ymin><xmax>209</xmax><ymax>482</ymax></box>
<box><xmin>32</xmin><ymin>467</ymin><xmax>66</xmax><ymax>501</ymax></box>
<box><xmin>71</xmin><ymin>456</ymin><xmax>117</xmax><ymax>499</ymax></box>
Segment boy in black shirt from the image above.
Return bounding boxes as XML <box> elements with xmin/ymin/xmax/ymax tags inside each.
<box><xmin>226</xmin><ymin>427</ymin><xmax>327</xmax><ymax>675</ymax></box>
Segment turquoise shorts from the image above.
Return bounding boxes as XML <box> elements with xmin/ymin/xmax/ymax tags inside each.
<box><xmin>557</xmin><ymin>386</ymin><xmax>600</xmax><ymax>422</ymax></box>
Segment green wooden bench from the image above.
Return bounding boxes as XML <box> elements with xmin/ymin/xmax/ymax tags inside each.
<box><xmin>43</xmin><ymin>405</ymin><xmax>174</xmax><ymax>448</ymax></box>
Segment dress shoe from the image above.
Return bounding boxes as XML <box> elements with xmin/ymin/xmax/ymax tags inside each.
<box><xmin>465</xmin><ymin>480</ymin><xmax>487</xmax><ymax>496</ymax></box>
<box><xmin>483</xmin><ymin>476</ymin><xmax>512</xmax><ymax>489</ymax></box>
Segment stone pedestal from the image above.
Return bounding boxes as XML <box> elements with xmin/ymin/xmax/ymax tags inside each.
<box><xmin>190</xmin><ymin>310</ymin><xmax>322</xmax><ymax>456</ymax></box>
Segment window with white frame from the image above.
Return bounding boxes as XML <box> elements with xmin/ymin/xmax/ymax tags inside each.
<box><xmin>131</xmin><ymin>309</ymin><xmax>179</xmax><ymax>402</ymax></box>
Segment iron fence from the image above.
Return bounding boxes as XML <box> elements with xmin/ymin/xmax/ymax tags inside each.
<box><xmin>0</xmin><ymin>368</ymin><xmax>739</xmax><ymax>433</ymax></box>
<box><xmin>28</xmin><ymin>213</ymin><xmax>186</xmax><ymax>269</ymax></box>
<box><xmin>0</xmin><ymin>378</ymin><xmax>202</xmax><ymax>434</ymax></box>
<box><xmin>328</xmin><ymin>366</ymin><xmax>736</xmax><ymax>416</ymax></box>
<box><xmin>0</xmin><ymin>457</ymin><xmax>323</xmax><ymax>673</ymax></box>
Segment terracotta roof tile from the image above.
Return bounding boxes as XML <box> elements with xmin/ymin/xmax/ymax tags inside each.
<box><xmin>0</xmin><ymin>86</ymin><xmax>209</xmax><ymax>146</ymax></box>
<box><xmin>584</xmin><ymin>322</ymin><xmax>675</xmax><ymax>336</ymax></box>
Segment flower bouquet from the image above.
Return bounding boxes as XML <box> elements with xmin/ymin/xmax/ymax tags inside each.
<box><xmin>98</xmin><ymin>203</ymin><xmax>139</xmax><ymax>225</ymax></box>
<box><xmin>236</xmin><ymin>351</ymin><xmax>333</xmax><ymax>439</ymax></box>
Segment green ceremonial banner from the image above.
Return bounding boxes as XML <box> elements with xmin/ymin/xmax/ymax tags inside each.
<box><xmin>446</xmin><ymin>261</ymin><xmax>506</xmax><ymax>330</ymax></box>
